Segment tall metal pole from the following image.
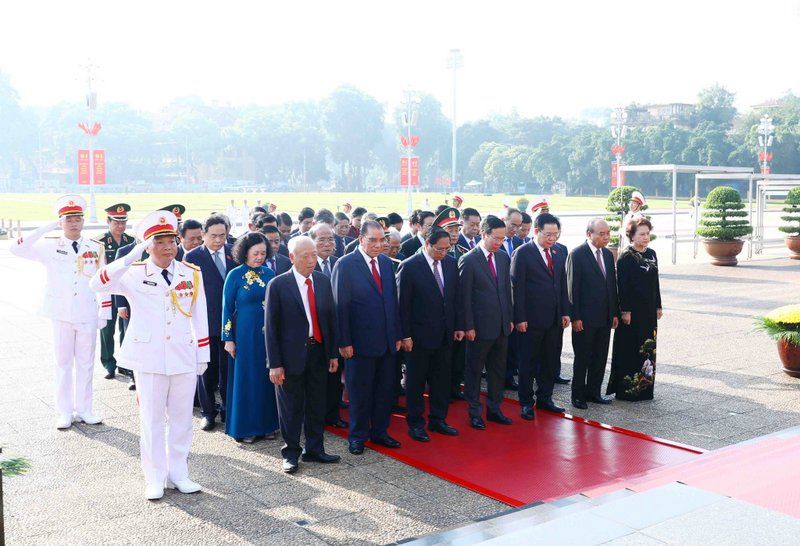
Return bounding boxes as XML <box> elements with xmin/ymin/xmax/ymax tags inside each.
<box><xmin>402</xmin><ymin>90</ymin><xmax>419</xmax><ymax>217</ymax></box>
<box><xmin>85</xmin><ymin>63</ymin><xmax>98</xmax><ymax>223</ymax></box>
<box><xmin>447</xmin><ymin>49</ymin><xmax>463</xmax><ymax>191</ymax></box>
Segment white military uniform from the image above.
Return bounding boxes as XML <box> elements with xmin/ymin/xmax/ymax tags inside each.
<box><xmin>10</xmin><ymin>208</ymin><xmax>111</xmax><ymax>421</ymax></box>
<box><xmin>91</xmin><ymin>211</ymin><xmax>210</xmax><ymax>489</ymax></box>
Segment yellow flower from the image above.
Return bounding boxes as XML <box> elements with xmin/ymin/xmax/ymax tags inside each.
<box><xmin>223</xmin><ymin>320</ymin><xmax>232</xmax><ymax>333</ymax></box>
<box><xmin>764</xmin><ymin>304</ymin><xmax>800</xmax><ymax>325</ymax></box>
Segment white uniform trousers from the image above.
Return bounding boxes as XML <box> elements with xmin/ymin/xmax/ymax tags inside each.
<box><xmin>51</xmin><ymin>319</ymin><xmax>97</xmax><ymax>416</ymax></box>
<box><xmin>134</xmin><ymin>371</ymin><xmax>197</xmax><ymax>485</ymax></box>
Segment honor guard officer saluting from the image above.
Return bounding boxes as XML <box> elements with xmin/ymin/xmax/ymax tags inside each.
<box><xmin>95</xmin><ymin>203</ymin><xmax>134</xmax><ymax>380</ymax></box>
<box><xmin>11</xmin><ymin>195</ymin><xmax>111</xmax><ymax>429</ymax></box>
<box><xmin>91</xmin><ymin>210</ymin><xmax>210</xmax><ymax>501</ymax></box>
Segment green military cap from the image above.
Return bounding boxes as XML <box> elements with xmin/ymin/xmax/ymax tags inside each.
<box><xmin>105</xmin><ymin>203</ymin><xmax>131</xmax><ymax>221</ymax></box>
<box><xmin>159</xmin><ymin>204</ymin><xmax>186</xmax><ymax>220</ymax></box>
<box><xmin>433</xmin><ymin>206</ymin><xmax>461</xmax><ymax>230</ymax></box>
<box><xmin>375</xmin><ymin>216</ymin><xmax>391</xmax><ymax>236</ymax></box>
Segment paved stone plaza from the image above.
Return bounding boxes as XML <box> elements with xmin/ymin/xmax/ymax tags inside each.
<box><xmin>1</xmin><ymin>240</ymin><xmax>799</xmax><ymax>545</ymax></box>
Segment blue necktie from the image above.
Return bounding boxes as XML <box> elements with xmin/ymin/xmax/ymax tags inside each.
<box><xmin>212</xmin><ymin>250</ymin><xmax>226</xmax><ymax>279</ymax></box>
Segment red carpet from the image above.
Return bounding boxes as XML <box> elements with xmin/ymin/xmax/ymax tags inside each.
<box><xmin>327</xmin><ymin>396</ymin><xmax>703</xmax><ymax>507</ymax></box>
<box><xmin>583</xmin><ymin>430</ymin><xmax>800</xmax><ymax>519</ymax></box>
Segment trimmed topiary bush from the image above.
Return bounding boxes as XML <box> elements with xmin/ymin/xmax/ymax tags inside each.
<box><xmin>779</xmin><ymin>187</ymin><xmax>800</xmax><ymax>237</ymax></box>
<box><xmin>695</xmin><ymin>186</ymin><xmax>752</xmax><ymax>241</ymax></box>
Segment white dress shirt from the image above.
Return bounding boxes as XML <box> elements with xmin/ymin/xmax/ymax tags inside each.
<box><xmin>291</xmin><ymin>267</ymin><xmax>314</xmax><ymax>337</ymax></box>
<box><xmin>357</xmin><ymin>245</ymin><xmax>379</xmax><ymax>277</ymax></box>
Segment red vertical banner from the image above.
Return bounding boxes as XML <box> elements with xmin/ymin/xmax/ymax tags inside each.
<box><xmin>611</xmin><ymin>162</ymin><xmax>626</xmax><ymax>187</ymax></box>
<box><xmin>400</xmin><ymin>157</ymin><xmax>420</xmax><ymax>186</ymax></box>
<box><xmin>93</xmin><ymin>150</ymin><xmax>106</xmax><ymax>185</ymax></box>
<box><xmin>78</xmin><ymin>150</ymin><xmax>90</xmax><ymax>185</ymax></box>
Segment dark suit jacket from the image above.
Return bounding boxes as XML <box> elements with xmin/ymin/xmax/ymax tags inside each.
<box><xmin>511</xmin><ymin>242</ymin><xmax>569</xmax><ymax>330</ymax></box>
<box><xmin>344</xmin><ymin>238</ymin><xmax>359</xmax><ymax>255</ymax></box>
<box><xmin>498</xmin><ymin>236</ymin><xmax>523</xmax><ymax>257</ymax></box>
<box><xmin>278</xmin><ymin>243</ymin><xmax>289</xmax><ymax>257</ymax></box>
<box><xmin>566</xmin><ymin>242</ymin><xmax>619</xmax><ymax>328</ymax></box>
<box><xmin>397</xmin><ymin>253</ymin><xmax>458</xmax><ymax>350</ymax></box>
<box><xmin>458</xmin><ymin>247</ymin><xmax>513</xmax><ymax>340</ymax></box>
<box><xmin>266</xmin><ymin>253</ymin><xmax>292</xmax><ymax>275</ymax></box>
<box><xmin>332</xmin><ymin>251</ymin><xmax>402</xmax><ymax>358</ymax></box>
<box><xmin>314</xmin><ymin>254</ymin><xmax>338</xmax><ymax>275</ymax></box>
<box><xmin>114</xmin><ymin>241</ymin><xmax>184</xmax><ymax>310</ymax></box>
<box><xmin>265</xmin><ymin>270</ymin><xmax>337</xmax><ymax>374</ymax></box>
<box><xmin>334</xmin><ymin>235</ymin><xmax>353</xmax><ymax>258</ymax></box>
<box><xmin>185</xmin><ymin>244</ymin><xmax>235</xmax><ymax>337</ymax></box>
<box><xmin>400</xmin><ymin>235</ymin><xmax>424</xmax><ymax>258</ymax></box>
<box><xmin>458</xmin><ymin>233</ymin><xmax>481</xmax><ymax>250</ymax></box>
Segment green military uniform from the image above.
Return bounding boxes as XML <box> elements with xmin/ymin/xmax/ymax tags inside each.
<box><xmin>96</xmin><ymin>204</ymin><xmax>134</xmax><ymax>376</ymax></box>
<box><xmin>432</xmin><ymin>207</ymin><xmax>467</xmax><ymax>261</ymax></box>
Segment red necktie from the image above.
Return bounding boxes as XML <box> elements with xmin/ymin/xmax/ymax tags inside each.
<box><xmin>305</xmin><ymin>278</ymin><xmax>323</xmax><ymax>343</ymax></box>
<box><xmin>487</xmin><ymin>252</ymin><xmax>497</xmax><ymax>282</ymax></box>
<box><xmin>544</xmin><ymin>247</ymin><xmax>554</xmax><ymax>275</ymax></box>
<box><xmin>469</xmin><ymin>239</ymin><xmax>475</xmax><ymax>249</ymax></box>
<box><xmin>370</xmin><ymin>258</ymin><xmax>383</xmax><ymax>295</ymax></box>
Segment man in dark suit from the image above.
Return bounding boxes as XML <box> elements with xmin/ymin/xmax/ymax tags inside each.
<box><xmin>567</xmin><ymin>218</ymin><xmax>619</xmax><ymax>409</ymax></box>
<box><xmin>332</xmin><ymin>220</ymin><xmax>403</xmax><ymax>454</ymax></box>
<box><xmin>459</xmin><ymin>215</ymin><xmax>514</xmax><ymax>429</ymax></box>
<box><xmin>309</xmin><ymin>223</ymin><xmax>346</xmax><ymax>429</ymax></box>
<box><xmin>457</xmin><ymin>207</ymin><xmax>481</xmax><ymax>251</ymax></box>
<box><xmin>185</xmin><ymin>215</ymin><xmax>235</xmax><ymax>431</ymax></box>
<box><xmin>266</xmin><ymin>236</ymin><xmax>340</xmax><ymax>473</ymax></box>
<box><xmin>398</xmin><ymin>224</ymin><xmax>462</xmax><ymax>442</ymax></box>
<box><xmin>400</xmin><ymin>210</ymin><xmax>434</xmax><ymax>258</ymax></box>
<box><xmin>262</xmin><ymin>226</ymin><xmax>292</xmax><ymax>274</ymax></box>
<box><xmin>511</xmin><ymin>213</ymin><xmax>570</xmax><ymax>420</ymax></box>
<box><xmin>499</xmin><ymin>207</ymin><xmax>524</xmax><ymax>391</ymax></box>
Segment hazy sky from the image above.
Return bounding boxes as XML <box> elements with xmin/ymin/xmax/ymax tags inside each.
<box><xmin>3</xmin><ymin>0</ymin><xmax>800</xmax><ymax>121</ymax></box>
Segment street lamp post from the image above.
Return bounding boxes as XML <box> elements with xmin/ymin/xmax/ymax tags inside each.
<box><xmin>84</xmin><ymin>63</ymin><xmax>98</xmax><ymax>222</ymax></box>
<box><xmin>611</xmin><ymin>107</ymin><xmax>628</xmax><ymax>187</ymax></box>
<box><xmin>757</xmin><ymin>115</ymin><xmax>775</xmax><ymax>175</ymax></box>
<box><xmin>446</xmin><ymin>49</ymin><xmax>463</xmax><ymax>192</ymax></box>
<box><xmin>401</xmin><ymin>90</ymin><xmax>420</xmax><ymax>216</ymax></box>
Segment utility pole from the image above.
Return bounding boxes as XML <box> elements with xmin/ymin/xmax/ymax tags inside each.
<box><xmin>446</xmin><ymin>49</ymin><xmax>463</xmax><ymax>191</ymax></box>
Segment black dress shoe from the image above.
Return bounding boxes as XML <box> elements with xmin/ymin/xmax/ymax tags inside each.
<box><xmin>451</xmin><ymin>391</ymin><xmax>466</xmax><ymax>401</ymax></box>
<box><xmin>372</xmin><ymin>434</ymin><xmax>401</xmax><ymax>448</ymax></box>
<box><xmin>326</xmin><ymin>419</ymin><xmax>348</xmax><ymax>429</ymax></box>
<box><xmin>282</xmin><ymin>459</ymin><xmax>298</xmax><ymax>473</ymax></box>
<box><xmin>504</xmin><ymin>380</ymin><xmax>519</xmax><ymax>391</ymax></box>
<box><xmin>487</xmin><ymin>412</ymin><xmax>513</xmax><ymax>425</ymax></box>
<box><xmin>572</xmin><ymin>398</ymin><xmax>588</xmax><ymax>409</ymax></box>
<box><xmin>428</xmin><ymin>421</ymin><xmax>459</xmax><ymax>436</ymax></box>
<box><xmin>520</xmin><ymin>405</ymin><xmax>535</xmax><ymax>420</ymax></box>
<box><xmin>301</xmin><ymin>451</ymin><xmax>341</xmax><ymax>463</ymax></box>
<box><xmin>128</xmin><ymin>383</ymin><xmax>136</xmax><ymax>391</ymax></box>
<box><xmin>555</xmin><ymin>377</ymin><xmax>571</xmax><ymax>385</ymax></box>
<box><xmin>104</xmin><ymin>372</ymin><xmax>115</xmax><ymax>380</ymax></box>
<box><xmin>200</xmin><ymin>417</ymin><xmax>216</xmax><ymax>431</ymax></box>
<box><xmin>587</xmin><ymin>395</ymin><xmax>612</xmax><ymax>405</ymax></box>
<box><xmin>537</xmin><ymin>400</ymin><xmax>566</xmax><ymax>414</ymax></box>
<box><xmin>408</xmin><ymin>427</ymin><xmax>430</xmax><ymax>442</ymax></box>
<box><xmin>470</xmin><ymin>417</ymin><xmax>486</xmax><ymax>430</ymax></box>
<box><xmin>348</xmin><ymin>440</ymin><xmax>365</xmax><ymax>455</ymax></box>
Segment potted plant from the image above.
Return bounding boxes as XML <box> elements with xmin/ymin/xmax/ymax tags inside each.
<box><xmin>604</xmin><ymin>186</ymin><xmax>648</xmax><ymax>260</ymax></box>
<box><xmin>695</xmin><ymin>186</ymin><xmax>752</xmax><ymax>266</ymax></box>
<box><xmin>754</xmin><ymin>305</ymin><xmax>800</xmax><ymax>377</ymax></box>
<box><xmin>779</xmin><ymin>187</ymin><xmax>800</xmax><ymax>259</ymax></box>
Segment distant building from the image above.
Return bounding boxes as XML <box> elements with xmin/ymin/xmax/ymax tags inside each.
<box><xmin>631</xmin><ymin>103</ymin><xmax>695</xmax><ymax>128</ymax></box>
<box><xmin>751</xmin><ymin>98</ymin><xmax>785</xmax><ymax>111</ymax></box>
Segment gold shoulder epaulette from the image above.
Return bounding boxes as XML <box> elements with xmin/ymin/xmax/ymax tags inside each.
<box><xmin>132</xmin><ymin>261</ymin><xmax>146</xmax><ymax>266</ymax></box>
<box><xmin>182</xmin><ymin>260</ymin><xmax>201</xmax><ymax>271</ymax></box>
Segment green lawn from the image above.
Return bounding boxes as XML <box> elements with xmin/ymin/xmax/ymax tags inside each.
<box><xmin>0</xmin><ymin>192</ymin><xmax>688</xmax><ymax>222</ymax></box>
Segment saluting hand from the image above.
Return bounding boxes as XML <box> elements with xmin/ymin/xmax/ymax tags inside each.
<box><xmin>339</xmin><ymin>346</ymin><xmax>354</xmax><ymax>359</ymax></box>
<box><xmin>270</xmin><ymin>367</ymin><xmax>285</xmax><ymax>386</ymax></box>
<box><xmin>328</xmin><ymin>359</ymin><xmax>338</xmax><ymax>373</ymax></box>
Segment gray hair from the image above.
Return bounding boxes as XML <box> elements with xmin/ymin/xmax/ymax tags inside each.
<box><xmin>363</xmin><ymin>212</ymin><xmax>378</xmax><ymax>221</ymax></box>
<box><xmin>387</xmin><ymin>228</ymin><xmax>402</xmax><ymax>243</ymax></box>
<box><xmin>287</xmin><ymin>235</ymin><xmax>314</xmax><ymax>255</ymax></box>
<box><xmin>586</xmin><ymin>217</ymin><xmax>609</xmax><ymax>234</ymax></box>
<box><xmin>308</xmin><ymin>223</ymin><xmax>333</xmax><ymax>240</ymax></box>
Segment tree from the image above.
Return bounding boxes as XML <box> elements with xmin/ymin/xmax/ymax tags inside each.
<box><xmin>695</xmin><ymin>85</ymin><xmax>737</xmax><ymax>126</ymax></box>
<box><xmin>323</xmin><ymin>86</ymin><xmax>384</xmax><ymax>190</ymax></box>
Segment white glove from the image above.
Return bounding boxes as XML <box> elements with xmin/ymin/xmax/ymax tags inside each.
<box><xmin>124</xmin><ymin>239</ymin><xmax>152</xmax><ymax>266</ymax></box>
<box><xmin>197</xmin><ymin>362</ymin><xmax>208</xmax><ymax>375</ymax></box>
